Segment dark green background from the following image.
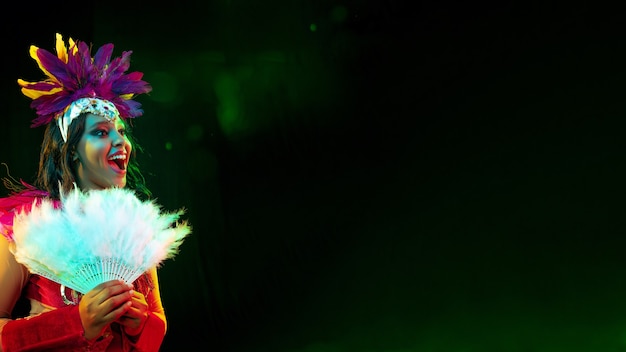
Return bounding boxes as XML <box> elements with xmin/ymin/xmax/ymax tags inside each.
<box><xmin>4</xmin><ymin>1</ymin><xmax>626</xmax><ymax>351</ymax></box>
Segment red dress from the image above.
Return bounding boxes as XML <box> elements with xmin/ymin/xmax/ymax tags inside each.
<box><xmin>0</xmin><ymin>184</ymin><xmax>167</xmax><ymax>351</ymax></box>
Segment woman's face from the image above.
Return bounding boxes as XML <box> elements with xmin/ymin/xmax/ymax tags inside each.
<box><xmin>74</xmin><ymin>113</ymin><xmax>132</xmax><ymax>190</ymax></box>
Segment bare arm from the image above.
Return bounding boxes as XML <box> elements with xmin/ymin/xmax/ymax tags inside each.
<box><xmin>0</xmin><ymin>235</ymin><xmax>30</xmax><ymax>351</ymax></box>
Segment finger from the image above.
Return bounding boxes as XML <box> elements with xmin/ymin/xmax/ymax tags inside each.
<box><xmin>89</xmin><ymin>281</ymin><xmax>134</xmax><ymax>304</ymax></box>
<box><xmin>123</xmin><ymin>293</ymin><xmax>147</xmax><ymax>313</ymax></box>
<box><xmin>92</xmin><ymin>279</ymin><xmax>129</xmax><ymax>291</ymax></box>
<box><xmin>102</xmin><ymin>300</ymin><xmax>133</xmax><ymax>321</ymax></box>
<box><xmin>85</xmin><ymin>280</ymin><xmax>130</xmax><ymax>298</ymax></box>
<box><xmin>121</xmin><ymin>305</ymin><xmax>143</xmax><ymax>319</ymax></box>
<box><xmin>102</xmin><ymin>288</ymin><xmax>135</xmax><ymax>311</ymax></box>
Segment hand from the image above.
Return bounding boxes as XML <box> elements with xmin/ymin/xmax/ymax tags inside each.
<box><xmin>79</xmin><ymin>280</ymin><xmax>134</xmax><ymax>340</ymax></box>
<box><xmin>116</xmin><ymin>288</ymin><xmax>149</xmax><ymax>336</ymax></box>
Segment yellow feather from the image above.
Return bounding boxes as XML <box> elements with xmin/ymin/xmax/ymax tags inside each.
<box><xmin>20</xmin><ymin>88</ymin><xmax>45</xmax><ymax>99</ymax></box>
<box><xmin>18</xmin><ymin>79</ymin><xmax>63</xmax><ymax>99</ymax></box>
<box><xmin>28</xmin><ymin>45</ymin><xmax>39</xmax><ymax>61</ymax></box>
<box><xmin>27</xmin><ymin>45</ymin><xmax>59</xmax><ymax>85</ymax></box>
<box><xmin>21</xmin><ymin>88</ymin><xmax>61</xmax><ymax>99</ymax></box>
<box><xmin>69</xmin><ymin>38</ymin><xmax>77</xmax><ymax>55</ymax></box>
<box><xmin>55</xmin><ymin>33</ymin><xmax>68</xmax><ymax>63</ymax></box>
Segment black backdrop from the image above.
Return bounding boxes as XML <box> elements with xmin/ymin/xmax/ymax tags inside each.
<box><xmin>4</xmin><ymin>1</ymin><xmax>626</xmax><ymax>351</ymax></box>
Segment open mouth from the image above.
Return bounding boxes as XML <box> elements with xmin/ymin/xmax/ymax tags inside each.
<box><xmin>108</xmin><ymin>155</ymin><xmax>127</xmax><ymax>170</ymax></box>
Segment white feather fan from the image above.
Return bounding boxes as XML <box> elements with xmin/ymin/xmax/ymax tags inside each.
<box><xmin>10</xmin><ymin>186</ymin><xmax>191</xmax><ymax>294</ymax></box>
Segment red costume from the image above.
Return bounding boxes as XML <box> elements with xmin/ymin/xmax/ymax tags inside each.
<box><xmin>0</xmin><ymin>188</ymin><xmax>167</xmax><ymax>351</ymax></box>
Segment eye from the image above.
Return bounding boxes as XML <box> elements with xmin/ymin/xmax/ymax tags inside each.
<box><xmin>118</xmin><ymin>128</ymin><xmax>127</xmax><ymax>136</ymax></box>
<box><xmin>92</xmin><ymin>128</ymin><xmax>109</xmax><ymax>137</ymax></box>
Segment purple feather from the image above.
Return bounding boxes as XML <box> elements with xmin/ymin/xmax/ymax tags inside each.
<box><xmin>93</xmin><ymin>43</ymin><xmax>114</xmax><ymax>72</ymax></box>
<box><xmin>19</xmin><ymin>34</ymin><xmax>152</xmax><ymax>124</ymax></box>
<box><xmin>35</xmin><ymin>49</ymin><xmax>71</xmax><ymax>85</ymax></box>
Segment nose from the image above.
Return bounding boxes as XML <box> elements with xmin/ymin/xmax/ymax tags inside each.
<box><xmin>111</xmin><ymin>130</ymin><xmax>126</xmax><ymax>147</ymax></box>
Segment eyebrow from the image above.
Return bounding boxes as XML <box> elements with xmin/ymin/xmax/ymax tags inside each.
<box><xmin>87</xmin><ymin>120</ymin><xmax>124</xmax><ymax>129</ymax></box>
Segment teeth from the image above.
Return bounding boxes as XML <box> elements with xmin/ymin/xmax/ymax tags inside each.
<box><xmin>108</xmin><ymin>155</ymin><xmax>126</xmax><ymax>160</ymax></box>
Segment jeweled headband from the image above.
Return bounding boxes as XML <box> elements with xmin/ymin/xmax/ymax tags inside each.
<box><xmin>17</xmin><ymin>33</ymin><xmax>152</xmax><ymax>142</ymax></box>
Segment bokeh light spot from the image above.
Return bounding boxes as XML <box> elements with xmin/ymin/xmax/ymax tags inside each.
<box><xmin>186</xmin><ymin>124</ymin><xmax>204</xmax><ymax>142</ymax></box>
<box><xmin>331</xmin><ymin>5</ymin><xmax>348</xmax><ymax>23</ymax></box>
<box><xmin>214</xmin><ymin>72</ymin><xmax>244</xmax><ymax>137</ymax></box>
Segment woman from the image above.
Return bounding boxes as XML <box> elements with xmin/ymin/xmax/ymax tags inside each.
<box><xmin>0</xmin><ymin>33</ymin><xmax>168</xmax><ymax>351</ymax></box>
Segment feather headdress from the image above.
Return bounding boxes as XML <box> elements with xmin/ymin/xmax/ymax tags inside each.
<box><xmin>10</xmin><ymin>186</ymin><xmax>191</xmax><ymax>294</ymax></box>
<box><xmin>17</xmin><ymin>33</ymin><xmax>151</xmax><ymax>141</ymax></box>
